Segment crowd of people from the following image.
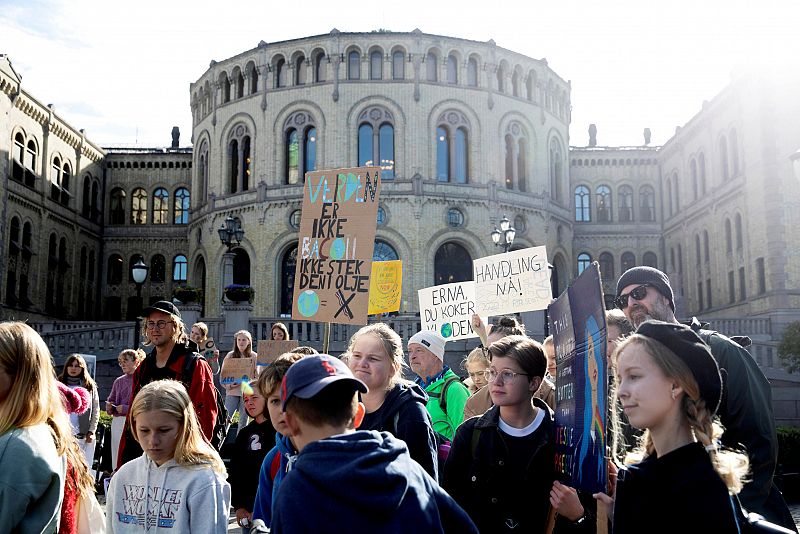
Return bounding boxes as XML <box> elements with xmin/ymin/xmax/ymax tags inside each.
<box><xmin>0</xmin><ymin>266</ymin><xmax>797</xmax><ymax>533</ymax></box>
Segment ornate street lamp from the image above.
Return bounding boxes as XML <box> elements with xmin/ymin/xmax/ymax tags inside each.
<box><xmin>131</xmin><ymin>259</ymin><xmax>149</xmax><ymax>348</ymax></box>
<box><xmin>491</xmin><ymin>215</ymin><xmax>516</xmax><ymax>253</ymax></box>
<box><xmin>218</xmin><ymin>216</ymin><xmax>244</xmax><ymax>252</ymax></box>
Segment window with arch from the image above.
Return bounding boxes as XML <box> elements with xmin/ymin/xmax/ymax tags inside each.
<box><xmin>275</xmin><ymin>58</ymin><xmax>287</xmax><ymax>88</ymax></box>
<box><xmin>370</xmin><ymin>51</ymin><xmax>382</xmax><ymax>80</ymax></box>
<box><xmin>348</xmin><ymin>51</ymin><xmax>361</xmax><ymax>80</ymax></box>
<box><xmin>314</xmin><ymin>52</ymin><xmax>326</xmax><ymax>82</ymax></box>
<box><xmin>434</xmin><ymin>242</ymin><xmax>472</xmax><ymax>285</ymax></box>
<box><xmin>151</xmin><ymin>254</ymin><xmax>166</xmax><ymax>283</ymax></box>
<box><xmin>503</xmin><ymin>122</ymin><xmax>529</xmax><ymax>191</ymax></box>
<box><xmin>110</xmin><ymin>188</ymin><xmax>126</xmax><ymax>225</ymax></box>
<box><xmin>511</xmin><ymin>71</ymin><xmax>519</xmax><ymax>97</ymax></box>
<box><xmin>730</xmin><ymin>129</ymin><xmax>739</xmax><ymax>176</ymax></box>
<box><xmin>735</xmin><ymin>213</ymin><xmax>743</xmax><ymax>250</ymax></box>
<box><xmin>174</xmin><ymin>188</ymin><xmax>190</xmax><ymax>224</ymax></box>
<box><xmin>695</xmin><ymin>234</ymin><xmax>702</xmax><ymax>266</ymax></box>
<box><xmin>234</xmin><ymin>68</ymin><xmax>244</xmax><ymax>99</ymax></box>
<box><xmin>12</xmin><ymin>133</ymin><xmax>25</xmax><ymax>183</ymax></box>
<box><xmin>526</xmin><ymin>73</ymin><xmax>534</xmax><ymax>100</ymax></box>
<box><xmin>596</xmin><ymin>185</ymin><xmax>612</xmax><ymax>222</ymax></box>
<box><xmin>621</xmin><ymin>252</ymin><xmax>636</xmax><ymax>273</ymax></box>
<box><xmin>698</xmin><ymin>152</ymin><xmax>707</xmax><ymax>194</ymax></box>
<box><xmin>220</xmin><ymin>73</ymin><xmax>231</xmax><ymax>103</ymax></box>
<box><xmin>81</xmin><ymin>176</ymin><xmax>92</xmax><ymax>218</ymax></box>
<box><xmin>280</xmin><ymin>246</ymin><xmax>297</xmax><ymax>315</ymax></box>
<box><xmin>643</xmin><ymin>252</ymin><xmax>657</xmax><ymax>268</ymax></box>
<box><xmin>436</xmin><ymin>111</ymin><xmax>470</xmax><ymax>183</ymax></box>
<box><xmin>446</xmin><ymin>55</ymin><xmax>458</xmax><ymax>84</ymax></box>
<box><xmin>598</xmin><ymin>252</ymin><xmax>614</xmax><ymax>282</ymax></box>
<box><xmin>373</xmin><ymin>240</ymin><xmax>399</xmax><ymax>261</ymax></box>
<box><xmin>153</xmin><ymin>187</ymin><xmax>169</xmax><ymax>224</ymax></box>
<box><xmin>618</xmin><ymin>185</ymin><xmax>633</xmax><ymax>221</ymax></box>
<box><xmin>690</xmin><ymin>159</ymin><xmax>698</xmax><ymax>201</ymax></box>
<box><xmin>639</xmin><ymin>185</ymin><xmax>655</xmax><ymax>221</ymax></box>
<box><xmin>577</xmin><ymin>253</ymin><xmax>591</xmax><ymax>275</ymax></box>
<box><xmin>549</xmin><ymin>138</ymin><xmax>564</xmax><ymax>202</ymax></box>
<box><xmin>725</xmin><ymin>219</ymin><xmax>733</xmax><ymax>253</ymax></box>
<box><xmin>392</xmin><ymin>50</ymin><xmax>405</xmax><ymax>79</ymax></box>
<box><xmin>51</xmin><ymin>158</ymin><xmax>71</xmax><ymax>206</ymax></box>
<box><xmin>295</xmin><ymin>55</ymin><xmax>307</xmax><ymax>85</ymax></box>
<box><xmin>197</xmin><ymin>141</ymin><xmax>208</xmax><ymax>203</ymax></box>
<box><xmin>357</xmin><ymin>107</ymin><xmax>394</xmax><ymax>180</ymax></box>
<box><xmin>173</xmin><ymin>255</ymin><xmax>188</xmax><ymax>283</ymax></box>
<box><xmin>228</xmin><ymin>124</ymin><xmax>252</xmax><ymax>193</ymax></box>
<box><xmin>672</xmin><ymin>172</ymin><xmax>680</xmax><ymax>212</ymax></box>
<box><xmin>426</xmin><ymin>52</ymin><xmax>438</xmax><ymax>81</ymax></box>
<box><xmin>107</xmin><ymin>254</ymin><xmax>124</xmax><ymax>284</ymax></box>
<box><xmin>575</xmin><ymin>186</ymin><xmax>590</xmax><ymax>222</ymax></box>
<box><xmin>131</xmin><ymin>188</ymin><xmax>147</xmax><ymax>225</ymax></box>
<box><xmin>285</xmin><ymin>112</ymin><xmax>318</xmax><ymax>184</ymax></box>
<box><xmin>496</xmin><ymin>65</ymin><xmax>504</xmax><ymax>93</ymax></box>
<box><xmin>249</xmin><ymin>63</ymin><xmax>259</xmax><ymax>94</ymax></box>
<box><xmin>467</xmin><ymin>58</ymin><xmax>478</xmax><ymax>87</ymax></box>
<box><xmin>720</xmin><ymin>135</ymin><xmax>729</xmax><ymax>181</ymax></box>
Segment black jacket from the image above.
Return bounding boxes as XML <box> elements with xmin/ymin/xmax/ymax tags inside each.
<box><xmin>613</xmin><ymin>442</ymin><xmax>739</xmax><ymax>533</ymax></box>
<box><xmin>358</xmin><ymin>381</ymin><xmax>438</xmax><ymax>479</ymax></box>
<box><xmin>229</xmin><ymin>419</ymin><xmax>275</xmax><ymax>510</ymax></box>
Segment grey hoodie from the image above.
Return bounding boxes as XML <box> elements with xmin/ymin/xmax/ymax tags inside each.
<box><xmin>106</xmin><ymin>455</ymin><xmax>230</xmax><ymax>533</ymax></box>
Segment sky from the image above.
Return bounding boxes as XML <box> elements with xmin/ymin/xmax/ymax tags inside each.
<box><xmin>2</xmin><ymin>0</ymin><xmax>798</xmax><ymax>148</ymax></box>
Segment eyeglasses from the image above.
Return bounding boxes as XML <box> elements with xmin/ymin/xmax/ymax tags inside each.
<box><xmin>484</xmin><ymin>368</ymin><xmax>530</xmax><ymax>384</ymax></box>
<box><xmin>145</xmin><ymin>320</ymin><xmax>172</xmax><ymax>330</ymax></box>
<box><xmin>615</xmin><ymin>284</ymin><xmax>651</xmax><ymax>309</ymax></box>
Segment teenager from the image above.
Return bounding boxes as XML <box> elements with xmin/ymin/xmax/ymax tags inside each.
<box><xmin>58</xmin><ymin>354</ymin><xmax>100</xmax><ymax>469</ymax></box>
<box><xmin>221</xmin><ymin>329</ymin><xmax>257</xmax><ymax>433</ymax></box>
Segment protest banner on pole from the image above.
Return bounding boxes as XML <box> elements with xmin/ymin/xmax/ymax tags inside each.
<box><xmin>292</xmin><ymin>166</ymin><xmax>382</xmax><ymax>325</ymax></box>
<box><xmin>257</xmin><ymin>340</ymin><xmax>300</xmax><ymax>365</ymax></box>
<box><xmin>473</xmin><ymin>246</ymin><xmax>551</xmax><ymax>316</ymax></box>
<box><xmin>418</xmin><ymin>281</ymin><xmax>485</xmax><ymax>341</ymax></box>
<box><xmin>220</xmin><ymin>357</ymin><xmax>257</xmax><ymax>386</ymax></box>
<box><xmin>549</xmin><ymin>262</ymin><xmax>607</xmax><ymax>494</ymax></box>
<box><xmin>368</xmin><ymin>260</ymin><xmax>402</xmax><ymax>315</ymax></box>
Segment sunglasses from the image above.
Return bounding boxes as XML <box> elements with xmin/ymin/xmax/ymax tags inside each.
<box><xmin>615</xmin><ymin>284</ymin><xmax>651</xmax><ymax>309</ymax></box>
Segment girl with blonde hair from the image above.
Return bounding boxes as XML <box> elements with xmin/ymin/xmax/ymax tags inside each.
<box><xmin>0</xmin><ymin>322</ymin><xmax>70</xmax><ymax>532</ymax></box>
<box><xmin>58</xmin><ymin>353</ymin><xmax>101</xmax><ymax>470</ymax></box>
<box><xmin>221</xmin><ymin>329</ymin><xmax>257</xmax><ymax>432</ymax></box>
<box><xmin>106</xmin><ymin>380</ymin><xmax>230</xmax><ymax>533</ymax></box>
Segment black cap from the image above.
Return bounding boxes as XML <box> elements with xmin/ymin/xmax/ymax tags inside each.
<box><xmin>141</xmin><ymin>300</ymin><xmax>181</xmax><ymax>319</ymax></box>
<box><xmin>616</xmin><ymin>266</ymin><xmax>675</xmax><ymax>312</ymax></box>
<box><xmin>636</xmin><ymin>320</ymin><xmax>722</xmax><ymax>415</ymax></box>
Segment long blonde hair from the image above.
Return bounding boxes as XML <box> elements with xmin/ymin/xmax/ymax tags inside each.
<box><xmin>347</xmin><ymin>323</ymin><xmax>409</xmax><ymax>389</ymax></box>
<box><xmin>611</xmin><ymin>335</ymin><xmax>748</xmax><ymax>493</ymax></box>
<box><xmin>130</xmin><ymin>380</ymin><xmax>225</xmax><ymax>474</ymax></box>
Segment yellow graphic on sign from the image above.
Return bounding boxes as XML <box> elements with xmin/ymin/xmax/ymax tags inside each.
<box><xmin>368</xmin><ymin>260</ymin><xmax>402</xmax><ymax>315</ymax></box>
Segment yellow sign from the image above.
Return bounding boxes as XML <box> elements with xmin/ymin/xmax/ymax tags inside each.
<box><xmin>368</xmin><ymin>260</ymin><xmax>402</xmax><ymax>315</ymax></box>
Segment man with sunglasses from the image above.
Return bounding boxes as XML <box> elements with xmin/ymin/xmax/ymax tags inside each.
<box><xmin>615</xmin><ymin>267</ymin><xmax>796</xmax><ymax>530</ymax></box>
<box><xmin>117</xmin><ymin>301</ymin><xmax>219</xmax><ymax>468</ymax></box>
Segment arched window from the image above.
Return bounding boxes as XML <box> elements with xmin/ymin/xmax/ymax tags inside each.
<box><xmin>496</xmin><ymin>65</ymin><xmax>504</xmax><ymax>93</ymax></box>
<box><xmin>379</xmin><ymin>124</ymin><xmax>394</xmax><ymax>179</ymax></box>
<box><xmin>305</xmin><ymin>128</ymin><xmax>317</xmax><ymax>174</ymax></box>
<box><xmin>357</xmin><ymin>107</ymin><xmax>395</xmax><ymax>180</ymax></box>
<box><xmin>228</xmin><ymin>125</ymin><xmax>252</xmax><ymax>193</ymax></box>
<box><xmin>197</xmin><ymin>141</ymin><xmax>208</xmax><ymax>203</ymax></box>
<box><xmin>720</xmin><ymin>135</ymin><xmax>729</xmax><ymax>181</ymax></box>
<box><xmin>550</xmin><ymin>138</ymin><xmax>564</xmax><ymax>202</ymax></box>
<box><xmin>436</xmin><ymin>127</ymin><xmax>449</xmax><ymax>181</ymax></box>
<box><xmin>194</xmin><ymin>255</ymin><xmax>207</xmax><ymax>315</ymax></box>
<box><xmin>280</xmin><ymin>246</ymin><xmax>297</xmax><ymax>315</ymax></box>
<box><xmin>314</xmin><ymin>52</ymin><xmax>326</xmax><ymax>82</ymax></box>
<box><xmin>526</xmin><ymin>73</ymin><xmax>534</xmax><ymax>100</ymax></box>
<box><xmin>511</xmin><ymin>71</ymin><xmax>519</xmax><ymax>97</ymax></box>
<box><xmin>467</xmin><ymin>58</ymin><xmax>478</xmax><ymax>87</ymax></box>
<box><xmin>392</xmin><ymin>51</ymin><xmax>405</xmax><ymax>80</ymax></box>
<box><xmin>295</xmin><ymin>55</ymin><xmax>307</xmax><ymax>85</ymax></box>
<box><xmin>131</xmin><ymin>188</ymin><xmax>147</xmax><ymax>225</ymax></box>
<box><xmin>446</xmin><ymin>55</ymin><xmax>458</xmax><ymax>84</ymax></box>
<box><xmin>436</xmin><ymin>111</ymin><xmax>470</xmax><ymax>183</ymax></box>
<box><xmin>695</xmin><ymin>234</ymin><xmax>702</xmax><ymax>266</ymax></box>
<box><xmin>504</xmin><ymin>135</ymin><xmax>514</xmax><ymax>189</ymax></box>
<box><xmin>725</xmin><ymin>219</ymin><xmax>733</xmax><ymax>253</ymax></box>
<box><xmin>643</xmin><ymin>252</ymin><xmax>658</xmax><ymax>268</ymax></box>
<box><xmin>348</xmin><ymin>51</ymin><xmax>361</xmax><ymax>80</ymax></box>
<box><xmin>426</xmin><ymin>52</ymin><xmax>438</xmax><ymax>82</ymax></box>
<box><xmin>82</xmin><ymin>176</ymin><xmax>92</xmax><ymax>217</ymax></box>
<box><xmin>577</xmin><ymin>253</ymin><xmax>591</xmax><ymax>275</ymax></box>
<box><xmin>229</xmin><ymin>139</ymin><xmax>239</xmax><ymax>193</ymax></box>
<box><xmin>619</xmin><ymin>185</ymin><xmax>633</xmax><ymax>221</ymax></box>
<box><xmin>730</xmin><ymin>129</ymin><xmax>740</xmax><ymax>176</ymax></box>
<box><xmin>735</xmin><ymin>213</ymin><xmax>744</xmax><ymax>250</ymax></box>
<box><xmin>153</xmin><ymin>187</ymin><xmax>169</xmax><ymax>224</ymax></box>
<box><xmin>690</xmin><ymin>159</ymin><xmax>698</xmax><ymax>201</ymax></box>
<box><xmin>434</xmin><ymin>242</ymin><xmax>472</xmax><ymax>285</ymax></box>
<box><xmin>151</xmin><ymin>254</ymin><xmax>166</xmax><ymax>283</ymax></box>
<box><xmin>672</xmin><ymin>172</ymin><xmax>680</xmax><ymax>212</ymax></box>
<box><xmin>358</xmin><ymin>124</ymin><xmax>373</xmax><ymax>166</ymax></box>
<box><xmin>517</xmin><ymin>139</ymin><xmax>527</xmax><ymax>193</ymax></box>
<box><xmin>220</xmin><ymin>73</ymin><xmax>231</xmax><ymax>103</ymax></box>
<box><xmin>107</xmin><ymin>254</ymin><xmax>123</xmax><ymax>284</ymax></box>
<box><xmin>285</xmin><ymin>112</ymin><xmax>317</xmax><ymax>184</ymax></box>
<box><xmin>172</xmin><ymin>255</ymin><xmax>188</xmax><ymax>283</ymax></box>
<box><xmin>575</xmin><ymin>186</ymin><xmax>590</xmax><ymax>222</ymax></box>
<box><xmin>598</xmin><ymin>252</ymin><xmax>615</xmax><ymax>282</ymax></box>
<box><xmin>503</xmin><ymin>122</ymin><xmax>529</xmax><ymax>191</ymax></box>
<box><xmin>174</xmin><ymin>187</ymin><xmax>190</xmax><ymax>224</ymax></box>
<box><xmin>698</xmin><ymin>152</ymin><xmax>707</xmax><ymax>194</ymax></box>
<box><xmin>110</xmin><ymin>188</ymin><xmax>126</xmax><ymax>225</ymax></box>
<box><xmin>373</xmin><ymin>240</ymin><xmax>399</xmax><ymax>261</ymax></box>
<box><xmin>286</xmin><ymin>129</ymin><xmax>299</xmax><ymax>184</ymax></box>
<box><xmin>370</xmin><ymin>51</ymin><xmax>382</xmax><ymax>80</ymax></box>
<box><xmin>703</xmin><ymin>230</ymin><xmax>710</xmax><ymax>262</ymax></box>
<box><xmin>553</xmin><ymin>253</ymin><xmax>567</xmax><ymax>296</ymax></box>
<box><xmin>596</xmin><ymin>185</ymin><xmax>612</xmax><ymax>222</ymax></box>
<box><xmin>235</xmin><ymin>68</ymin><xmax>244</xmax><ymax>99</ymax></box>
<box><xmin>275</xmin><ymin>58</ymin><xmax>286</xmax><ymax>88</ymax></box>
<box><xmin>454</xmin><ymin>128</ymin><xmax>468</xmax><ymax>183</ymax></box>
<box><xmin>12</xmin><ymin>133</ymin><xmax>25</xmax><ymax>182</ymax></box>
<box><xmin>621</xmin><ymin>252</ymin><xmax>636</xmax><ymax>273</ymax></box>
<box><xmin>640</xmin><ymin>185</ymin><xmax>655</xmax><ymax>221</ymax></box>
<box><xmin>232</xmin><ymin>247</ymin><xmax>250</xmax><ymax>285</ymax></box>
<box><xmin>249</xmin><ymin>63</ymin><xmax>259</xmax><ymax>94</ymax></box>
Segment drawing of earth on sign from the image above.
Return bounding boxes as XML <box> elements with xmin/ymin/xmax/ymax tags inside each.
<box><xmin>297</xmin><ymin>290</ymin><xmax>321</xmax><ymax>317</ymax></box>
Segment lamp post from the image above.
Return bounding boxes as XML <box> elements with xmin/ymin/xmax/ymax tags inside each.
<box><xmin>491</xmin><ymin>215</ymin><xmax>516</xmax><ymax>253</ymax></box>
<box><xmin>218</xmin><ymin>216</ymin><xmax>245</xmax><ymax>296</ymax></box>
<box><xmin>131</xmin><ymin>259</ymin><xmax>149</xmax><ymax>348</ymax></box>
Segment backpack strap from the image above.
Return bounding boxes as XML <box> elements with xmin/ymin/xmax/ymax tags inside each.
<box><xmin>428</xmin><ymin>376</ymin><xmax>461</xmax><ymax>414</ymax></box>
<box><xmin>181</xmin><ymin>352</ymin><xmax>200</xmax><ymax>391</ymax></box>
<box><xmin>269</xmin><ymin>452</ymin><xmax>281</xmax><ymax>481</ymax></box>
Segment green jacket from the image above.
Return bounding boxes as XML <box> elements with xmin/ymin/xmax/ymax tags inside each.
<box><xmin>423</xmin><ymin>368</ymin><xmax>470</xmax><ymax>441</ymax></box>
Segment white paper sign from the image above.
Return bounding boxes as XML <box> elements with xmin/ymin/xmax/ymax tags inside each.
<box><xmin>473</xmin><ymin>246</ymin><xmax>552</xmax><ymax>316</ymax></box>
<box><xmin>418</xmin><ymin>281</ymin><xmax>485</xmax><ymax>341</ymax></box>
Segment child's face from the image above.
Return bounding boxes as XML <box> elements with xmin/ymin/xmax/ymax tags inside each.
<box><xmin>266</xmin><ymin>389</ymin><xmax>288</xmax><ymax>434</ymax></box>
<box><xmin>135</xmin><ymin>410</ymin><xmax>181</xmax><ymax>466</ymax></box>
<box><xmin>272</xmin><ymin>328</ymin><xmax>285</xmax><ymax>340</ymax></box>
<box><xmin>244</xmin><ymin>390</ymin><xmax>266</xmax><ymax>420</ymax></box>
<box><xmin>466</xmin><ymin>361</ymin><xmax>489</xmax><ymax>390</ymax></box>
<box><xmin>236</xmin><ymin>335</ymin><xmax>250</xmax><ymax>352</ymax></box>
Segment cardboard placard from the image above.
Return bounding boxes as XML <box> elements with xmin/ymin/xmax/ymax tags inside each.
<box><xmin>220</xmin><ymin>357</ymin><xmax>257</xmax><ymax>386</ymax></box>
<box><xmin>368</xmin><ymin>260</ymin><xmax>402</xmax><ymax>315</ymax></box>
<box><xmin>257</xmin><ymin>340</ymin><xmax>300</xmax><ymax>365</ymax></box>
<box><xmin>292</xmin><ymin>166</ymin><xmax>382</xmax><ymax>325</ymax></box>
<box><xmin>418</xmin><ymin>281</ymin><xmax>485</xmax><ymax>341</ymax></box>
<box><xmin>201</xmin><ymin>337</ymin><xmax>218</xmax><ymax>364</ymax></box>
<box><xmin>549</xmin><ymin>263</ymin><xmax>607</xmax><ymax>494</ymax></box>
<box><xmin>473</xmin><ymin>246</ymin><xmax>552</xmax><ymax>316</ymax></box>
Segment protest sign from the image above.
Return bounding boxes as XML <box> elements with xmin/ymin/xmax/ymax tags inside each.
<box><xmin>220</xmin><ymin>357</ymin><xmax>257</xmax><ymax>386</ymax></box>
<box><xmin>368</xmin><ymin>260</ymin><xmax>402</xmax><ymax>315</ymax></box>
<box><xmin>201</xmin><ymin>337</ymin><xmax>220</xmax><ymax>374</ymax></box>
<box><xmin>473</xmin><ymin>246</ymin><xmax>551</xmax><ymax>316</ymax></box>
<box><xmin>292</xmin><ymin>166</ymin><xmax>382</xmax><ymax>325</ymax></box>
<box><xmin>418</xmin><ymin>281</ymin><xmax>485</xmax><ymax>340</ymax></box>
<box><xmin>549</xmin><ymin>263</ymin><xmax>607</xmax><ymax>494</ymax></box>
<box><xmin>257</xmin><ymin>340</ymin><xmax>300</xmax><ymax>365</ymax></box>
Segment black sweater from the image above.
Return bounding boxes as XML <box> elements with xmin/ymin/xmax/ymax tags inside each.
<box><xmin>228</xmin><ymin>419</ymin><xmax>275</xmax><ymax>511</ymax></box>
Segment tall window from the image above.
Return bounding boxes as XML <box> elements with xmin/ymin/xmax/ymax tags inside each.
<box><xmin>526</xmin><ymin>73</ymin><xmax>534</xmax><ymax>100</ymax></box>
<box><xmin>549</xmin><ymin>138</ymin><xmax>564</xmax><ymax>202</ymax></box>
<box><xmin>467</xmin><ymin>58</ymin><xmax>478</xmax><ymax>87</ymax></box>
<box><xmin>503</xmin><ymin>123</ymin><xmax>529</xmax><ymax>191</ymax></box>
<box><xmin>280</xmin><ymin>246</ymin><xmax>297</xmax><ymax>315</ymax></box>
<box><xmin>434</xmin><ymin>242</ymin><xmax>472</xmax><ymax>285</ymax></box>
<box><xmin>577</xmin><ymin>253</ymin><xmax>591</xmax><ymax>275</ymax></box>
<box><xmin>446</xmin><ymin>55</ymin><xmax>458</xmax><ymax>84</ymax></box>
<box><xmin>703</xmin><ymin>230</ymin><xmax>710</xmax><ymax>263</ymax></box>
<box><xmin>174</xmin><ymin>187</ymin><xmax>190</xmax><ymax>224</ymax></box>
<box><xmin>739</xmin><ymin>267</ymin><xmax>746</xmax><ymax>301</ymax></box>
<box><xmin>131</xmin><ymin>188</ymin><xmax>147</xmax><ymax>225</ymax></box>
<box><xmin>295</xmin><ymin>55</ymin><xmax>307</xmax><ymax>85</ymax></box>
<box><xmin>690</xmin><ymin>159</ymin><xmax>698</xmax><ymax>201</ymax></box>
<box><xmin>235</xmin><ymin>68</ymin><xmax>244</xmax><ymax>98</ymax></box>
<box><xmin>275</xmin><ymin>58</ymin><xmax>286</xmax><ymax>88</ymax></box>
<box><xmin>730</xmin><ymin>129</ymin><xmax>740</xmax><ymax>176</ymax></box>
<box><xmin>314</xmin><ymin>52</ymin><xmax>326</xmax><ymax>82</ymax></box>
<box><xmin>249</xmin><ymin>63</ymin><xmax>259</xmax><ymax>94</ymax></box>
<box><xmin>639</xmin><ymin>185</ymin><xmax>655</xmax><ymax>221</ymax></box>
<box><xmin>619</xmin><ymin>185</ymin><xmax>633</xmax><ymax>221</ymax></box>
<box><xmin>436</xmin><ymin>111</ymin><xmax>470</xmax><ymax>183</ymax></box>
<box><xmin>725</xmin><ymin>219</ymin><xmax>733</xmax><ymax>253</ymax></box>
<box><xmin>356</xmin><ymin>107</ymin><xmax>394</xmax><ymax>179</ymax></box>
<box><xmin>695</xmin><ymin>234</ymin><xmax>702</xmax><ymax>266</ymax></box>
<box><xmin>110</xmin><ymin>188</ymin><xmax>126</xmax><ymax>225</ymax></box>
<box><xmin>305</xmin><ymin>128</ymin><xmax>317</xmax><ymax>174</ymax></box>
<box><xmin>575</xmin><ymin>186</ymin><xmax>590</xmax><ymax>221</ymax></box>
<box><xmin>621</xmin><ymin>252</ymin><xmax>636</xmax><ymax>273</ymax></box>
<box><xmin>511</xmin><ymin>71</ymin><xmax>519</xmax><ymax>97</ymax></box>
<box><xmin>598</xmin><ymin>252</ymin><xmax>614</xmax><ymax>282</ymax></box>
<box><xmin>720</xmin><ymin>135</ymin><xmax>729</xmax><ymax>181</ymax></box>
<box><xmin>286</xmin><ymin>129</ymin><xmax>299</xmax><ymax>184</ymax></box>
<box><xmin>197</xmin><ymin>141</ymin><xmax>208</xmax><ymax>203</ymax></box>
<box><xmin>504</xmin><ymin>135</ymin><xmax>514</xmax><ymax>189</ymax></box>
<box><xmin>643</xmin><ymin>252</ymin><xmax>658</xmax><ymax>268</ymax></box>
<box><xmin>173</xmin><ymin>255</ymin><xmax>188</xmax><ymax>283</ymax></box>
<box><xmin>699</xmin><ymin>152</ymin><xmax>707</xmax><ymax>194</ymax></box>
<box><xmin>392</xmin><ymin>51</ymin><xmax>404</xmax><ymax>80</ymax></box>
<box><xmin>151</xmin><ymin>254</ymin><xmax>166</xmax><ymax>283</ymax></box>
<box><xmin>220</xmin><ymin>73</ymin><xmax>231</xmax><ymax>103</ymax></box>
<box><xmin>107</xmin><ymin>254</ymin><xmax>123</xmax><ymax>284</ymax></box>
<box><xmin>370</xmin><ymin>51</ymin><xmax>382</xmax><ymax>80</ymax></box>
<box><xmin>12</xmin><ymin>133</ymin><xmax>25</xmax><ymax>183</ymax></box>
<box><xmin>673</xmin><ymin>172</ymin><xmax>680</xmax><ymax>212</ymax></box>
<box><xmin>756</xmin><ymin>257</ymin><xmax>766</xmax><ymax>294</ymax></box>
<box><xmin>426</xmin><ymin>52</ymin><xmax>438</xmax><ymax>81</ymax></box>
<box><xmin>729</xmin><ymin>271</ymin><xmax>736</xmax><ymax>304</ymax></box>
<box><xmin>348</xmin><ymin>51</ymin><xmax>361</xmax><ymax>80</ymax></box>
<box><xmin>496</xmin><ymin>65</ymin><xmax>504</xmax><ymax>93</ymax></box>
<box><xmin>735</xmin><ymin>213</ymin><xmax>743</xmax><ymax>250</ymax></box>
<box><xmin>285</xmin><ymin>112</ymin><xmax>317</xmax><ymax>184</ymax></box>
<box><xmin>436</xmin><ymin>127</ymin><xmax>449</xmax><ymax>181</ymax></box>
<box><xmin>153</xmin><ymin>187</ymin><xmax>169</xmax><ymax>224</ymax></box>
<box><xmin>596</xmin><ymin>185</ymin><xmax>612</xmax><ymax>222</ymax></box>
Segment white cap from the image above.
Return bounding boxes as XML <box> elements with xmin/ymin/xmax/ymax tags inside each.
<box><xmin>408</xmin><ymin>330</ymin><xmax>446</xmax><ymax>361</ymax></box>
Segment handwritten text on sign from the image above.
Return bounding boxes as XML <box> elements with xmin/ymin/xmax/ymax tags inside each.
<box><xmin>418</xmin><ymin>281</ymin><xmax>485</xmax><ymax>341</ymax></box>
<box><xmin>368</xmin><ymin>260</ymin><xmax>402</xmax><ymax>315</ymax></box>
<box><xmin>473</xmin><ymin>246</ymin><xmax>551</xmax><ymax>316</ymax></box>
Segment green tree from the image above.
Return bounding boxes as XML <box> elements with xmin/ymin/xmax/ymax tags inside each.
<box><xmin>778</xmin><ymin>321</ymin><xmax>800</xmax><ymax>373</ymax></box>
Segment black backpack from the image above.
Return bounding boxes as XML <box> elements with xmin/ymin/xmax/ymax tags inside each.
<box><xmin>181</xmin><ymin>353</ymin><xmax>229</xmax><ymax>451</ymax></box>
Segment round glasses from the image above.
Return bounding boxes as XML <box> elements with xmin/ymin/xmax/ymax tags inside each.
<box><xmin>484</xmin><ymin>368</ymin><xmax>530</xmax><ymax>384</ymax></box>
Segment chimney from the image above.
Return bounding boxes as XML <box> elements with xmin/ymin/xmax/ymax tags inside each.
<box><xmin>643</xmin><ymin>128</ymin><xmax>651</xmax><ymax>146</ymax></box>
<box><xmin>588</xmin><ymin>124</ymin><xmax>597</xmax><ymax>147</ymax></box>
<box><xmin>171</xmin><ymin>126</ymin><xmax>180</xmax><ymax>148</ymax></box>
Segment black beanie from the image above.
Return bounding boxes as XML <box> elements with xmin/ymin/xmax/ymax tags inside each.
<box><xmin>636</xmin><ymin>320</ymin><xmax>723</xmax><ymax>415</ymax></box>
<box><xmin>616</xmin><ymin>266</ymin><xmax>675</xmax><ymax>312</ymax></box>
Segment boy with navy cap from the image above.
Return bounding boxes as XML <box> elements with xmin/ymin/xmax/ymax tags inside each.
<box><xmin>270</xmin><ymin>354</ymin><xmax>478</xmax><ymax>533</ymax></box>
